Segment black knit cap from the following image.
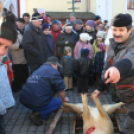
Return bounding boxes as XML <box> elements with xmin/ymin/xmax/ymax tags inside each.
<box><xmin>94</xmin><ymin>15</ymin><xmax>101</xmax><ymax>21</ymax></box>
<box><xmin>0</xmin><ymin>11</ymin><xmax>17</xmax><ymax>44</ymax></box>
<box><xmin>112</xmin><ymin>13</ymin><xmax>132</xmax><ymax>27</ymax></box>
<box><xmin>17</xmin><ymin>18</ymin><xmax>25</xmax><ymax>23</ymax></box>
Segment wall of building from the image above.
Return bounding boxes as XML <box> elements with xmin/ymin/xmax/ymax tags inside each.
<box><xmin>112</xmin><ymin>0</ymin><xmax>134</xmax><ymax>21</ymax></box>
<box><xmin>25</xmin><ymin>0</ymin><xmax>87</xmax><ymax>16</ymax></box>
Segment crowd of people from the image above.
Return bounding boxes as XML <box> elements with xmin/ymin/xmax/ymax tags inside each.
<box><xmin>1</xmin><ymin>4</ymin><xmax>134</xmax><ymax>134</ymax></box>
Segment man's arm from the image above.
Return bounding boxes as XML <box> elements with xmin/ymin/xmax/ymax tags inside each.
<box><xmin>22</xmin><ymin>31</ymin><xmax>39</xmax><ymax>56</ymax></box>
<box><xmin>59</xmin><ymin>91</ymin><xmax>69</xmax><ymax>102</ymax></box>
<box><xmin>50</xmin><ymin>71</ymin><xmax>69</xmax><ymax>102</ymax></box>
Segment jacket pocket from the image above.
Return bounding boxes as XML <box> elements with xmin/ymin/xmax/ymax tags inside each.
<box><xmin>117</xmin><ymin>87</ymin><xmax>134</xmax><ymax>103</ymax></box>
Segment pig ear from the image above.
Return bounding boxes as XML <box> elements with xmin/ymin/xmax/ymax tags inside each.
<box><xmin>86</xmin><ymin>126</ymin><xmax>96</xmax><ymax>134</ymax></box>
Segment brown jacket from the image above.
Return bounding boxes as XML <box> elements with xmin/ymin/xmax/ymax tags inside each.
<box><xmin>10</xmin><ymin>31</ymin><xmax>26</xmax><ymax>64</ymax></box>
<box><xmin>101</xmin><ymin>32</ymin><xmax>134</xmax><ymax>103</ymax></box>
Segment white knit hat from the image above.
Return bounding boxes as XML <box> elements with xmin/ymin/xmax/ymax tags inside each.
<box><xmin>97</xmin><ymin>31</ymin><xmax>105</xmax><ymax>39</ymax></box>
<box><xmin>80</xmin><ymin>33</ymin><xmax>92</xmax><ymax>43</ymax></box>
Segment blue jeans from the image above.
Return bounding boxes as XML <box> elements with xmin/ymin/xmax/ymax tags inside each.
<box><xmin>0</xmin><ymin>115</ymin><xmax>5</xmax><ymax>134</ymax></box>
<box><xmin>31</xmin><ymin>97</ymin><xmax>62</xmax><ymax>119</ymax></box>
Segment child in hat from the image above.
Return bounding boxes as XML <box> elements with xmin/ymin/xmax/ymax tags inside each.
<box><xmin>61</xmin><ymin>47</ymin><xmax>75</xmax><ymax>90</ymax></box>
<box><xmin>76</xmin><ymin>47</ymin><xmax>92</xmax><ymax>94</ymax></box>
<box><xmin>94</xmin><ymin>43</ymin><xmax>106</xmax><ymax>86</ymax></box>
<box><xmin>93</xmin><ymin>31</ymin><xmax>105</xmax><ymax>58</ymax></box>
<box><xmin>42</xmin><ymin>23</ymin><xmax>56</xmax><ymax>58</ymax></box>
<box><xmin>74</xmin><ymin>33</ymin><xmax>94</xmax><ymax>60</ymax></box>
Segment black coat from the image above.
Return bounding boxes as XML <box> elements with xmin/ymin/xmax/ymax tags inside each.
<box><xmin>61</xmin><ymin>56</ymin><xmax>75</xmax><ymax>77</ymax></box>
<box><xmin>43</xmin><ymin>34</ymin><xmax>56</xmax><ymax>58</ymax></box>
<box><xmin>75</xmin><ymin>27</ymin><xmax>84</xmax><ymax>42</ymax></box>
<box><xmin>76</xmin><ymin>57</ymin><xmax>92</xmax><ymax>77</ymax></box>
<box><xmin>56</xmin><ymin>31</ymin><xmax>77</xmax><ymax>57</ymax></box>
<box><xmin>22</xmin><ymin>23</ymin><xmax>46</xmax><ymax>64</ymax></box>
<box><xmin>94</xmin><ymin>52</ymin><xmax>105</xmax><ymax>74</ymax></box>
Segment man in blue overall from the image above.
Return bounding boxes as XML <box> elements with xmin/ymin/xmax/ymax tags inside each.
<box><xmin>19</xmin><ymin>56</ymin><xmax>69</xmax><ymax>126</ymax></box>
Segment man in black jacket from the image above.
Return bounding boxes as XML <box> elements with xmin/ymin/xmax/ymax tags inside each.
<box><xmin>74</xmin><ymin>19</ymin><xmax>84</xmax><ymax>41</ymax></box>
<box><xmin>22</xmin><ymin>12</ymin><xmax>46</xmax><ymax>73</ymax></box>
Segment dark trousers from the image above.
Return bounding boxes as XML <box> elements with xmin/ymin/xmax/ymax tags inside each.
<box><xmin>0</xmin><ymin>115</ymin><xmax>5</xmax><ymax>134</ymax></box>
<box><xmin>12</xmin><ymin>64</ymin><xmax>29</xmax><ymax>91</ymax></box>
<box><xmin>29</xmin><ymin>64</ymin><xmax>41</xmax><ymax>74</ymax></box>
<box><xmin>77</xmin><ymin>77</ymin><xmax>89</xmax><ymax>93</ymax></box>
<box><xmin>29</xmin><ymin>98</ymin><xmax>62</xmax><ymax>119</ymax></box>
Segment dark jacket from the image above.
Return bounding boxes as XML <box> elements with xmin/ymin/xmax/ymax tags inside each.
<box><xmin>94</xmin><ymin>52</ymin><xmax>105</xmax><ymax>74</ymax></box>
<box><xmin>22</xmin><ymin>23</ymin><xmax>46</xmax><ymax>64</ymax></box>
<box><xmin>61</xmin><ymin>56</ymin><xmax>75</xmax><ymax>77</ymax></box>
<box><xmin>56</xmin><ymin>31</ymin><xmax>77</xmax><ymax>57</ymax></box>
<box><xmin>84</xmin><ymin>29</ymin><xmax>97</xmax><ymax>45</ymax></box>
<box><xmin>19</xmin><ymin>64</ymin><xmax>65</xmax><ymax>108</ymax></box>
<box><xmin>76</xmin><ymin>57</ymin><xmax>92</xmax><ymax>77</ymax></box>
<box><xmin>75</xmin><ymin>27</ymin><xmax>84</xmax><ymax>42</ymax></box>
<box><xmin>43</xmin><ymin>34</ymin><xmax>56</xmax><ymax>58</ymax></box>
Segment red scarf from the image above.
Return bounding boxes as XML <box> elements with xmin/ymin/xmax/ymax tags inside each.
<box><xmin>51</xmin><ymin>28</ymin><xmax>62</xmax><ymax>56</ymax></box>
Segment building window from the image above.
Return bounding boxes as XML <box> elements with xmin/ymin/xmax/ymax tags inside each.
<box><xmin>127</xmin><ymin>0</ymin><xmax>134</xmax><ymax>10</ymax></box>
<box><xmin>75</xmin><ymin>0</ymin><xmax>81</xmax><ymax>2</ymax></box>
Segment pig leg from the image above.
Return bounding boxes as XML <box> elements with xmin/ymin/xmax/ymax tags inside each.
<box><xmin>92</xmin><ymin>93</ymin><xmax>109</xmax><ymax>119</ymax></box>
<box><xmin>81</xmin><ymin>94</ymin><xmax>91</xmax><ymax>122</ymax></box>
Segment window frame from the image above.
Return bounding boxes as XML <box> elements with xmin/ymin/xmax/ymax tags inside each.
<box><xmin>127</xmin><ymin>0</ymin><xmax>134</xmax><ymax>10</ymax></box>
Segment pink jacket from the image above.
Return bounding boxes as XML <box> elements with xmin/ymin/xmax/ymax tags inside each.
<box><xmin>74</xmin><ymin>41</ymin><xmax>94</xmax><ymax>59</ymax></box>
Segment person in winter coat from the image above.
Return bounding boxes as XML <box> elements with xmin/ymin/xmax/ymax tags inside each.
<box><xmin>93</xmin><ymin>31</ymin><xmax>105</xmax><ymax>57</ymax></box>
<box><xmin>74</xmin><ymin>19</ymin><xmax>84</xmax><ymax>42</ymax></box>
<box><xmin>93</xmin><ymin>13</ymin><xmax>134</xmax><ymax>134</ymax></box>
<box><xmin>42</xmin><ymin>23</ymin><xmax>56</xmax><ymax>58</ymax></box>
<box><xmin>94</xmin><ymin>43</ymin><xmax>106</xmax><ymax>86</ymax></box>
<box><xmin>10</xmin><ymin>30</ymin><xmax>29</xmax><ymax>92</ymax></box>
<box><xmin>76</xmin><ymin>48</ymin><xmax>92</xmax><ymax>94</ymax></box>
<box><xmin>22</xmin><ymin>12</ymin><xmax>47</xmax><ymax>74</ymax></box>
<box><xmin>74</xmin><ymin>33</ymin><xmax>94</xmax><ymax>60</ymax></box>
<box><xmin>61</xmin><ymin>47</ymin><xmax>75</xmax><ymax>90</ymax></box>
<box><xmin>19</xmin><ymin>57</ymin><xmax>69</xmax><ymax>126</ymax></box>
<box><xmin>84</xmin><ymin>20</ymin><xmax>97</xmax><ymax>45</ymax></box>
<box><xmin>56</xmin><ymin>24</ymin><xmax>77</xmax><ymax>59</ymax></box>
<box><xmin>0</xmin><ymin>11</ymin><xmax>17</xmax><ymax>134</ymax></box>
<box><xmin>51</xmin><ymin>20</ymin><xmax>62</xmax><ymax>57</ymax></box>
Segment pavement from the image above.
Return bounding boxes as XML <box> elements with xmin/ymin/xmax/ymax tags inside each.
<box><xmin>5</xmin><ymin>85</ymin><xmax>126</xmax><ymax>134</ymax></box>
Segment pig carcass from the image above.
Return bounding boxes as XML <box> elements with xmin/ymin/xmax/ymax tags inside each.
<box><xmin>63</xmin><ymin>93</ymin><xmax>125</xmax><ymax>134</ymax></box>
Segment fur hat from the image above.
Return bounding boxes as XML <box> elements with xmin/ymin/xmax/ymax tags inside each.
<box><xmin>96</xmin><ymin>31</ymin><xmax>105</xmax><ymax>39</ymax></box>
<box><xmin>112</xmin><ymin>13</ymin><xmax>132</xmax><ymax>27</ymax></box>
<box><xmin>81</xmin><ymin>47</ymin><xmax>89</xmax><ymax>57</ymax></box>
<box><xmin>0</xmin><ymin>11</ymin><xmax>17</xmax><ymax>44</ymax></box>
<box><xmin>80</xmin><ymin>33</ymin><xmax>92</xmax><ymax>43</ymax></box>
<box><xmin>64</xmin><ymin>23</ymin><xmax>73</xmax><ymax>30</ymax></box>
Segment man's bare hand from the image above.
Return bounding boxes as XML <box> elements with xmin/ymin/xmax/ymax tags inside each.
<box><xmin>91</xmin><ymin>90</ymin><xmax>101</xmax><ymax>99</ymax></box>
<box><xmin>63</xmin><ymin>97</ymin><xmax>69</xmax><ymax>102</ymax></box>
<box><xmin>105</xmin><ymin>67</ymin><xmax>120</xmax><ymax>84</ymax></box>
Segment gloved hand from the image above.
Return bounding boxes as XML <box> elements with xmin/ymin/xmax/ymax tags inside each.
<box><xmin>105</xmin><ymin>67</ymin><xmax>120</xmax><ymax>84</ymax></box>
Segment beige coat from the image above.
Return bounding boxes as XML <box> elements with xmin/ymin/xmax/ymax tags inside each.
<box><xmin>10</xmin><ymin>31</ymin><xmax>26</xmax><ymax>64</ymax></box>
